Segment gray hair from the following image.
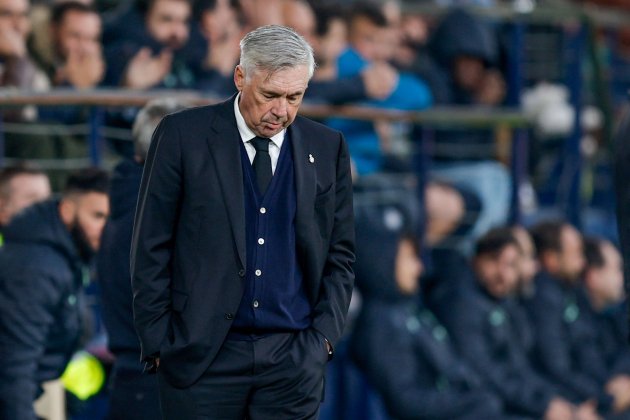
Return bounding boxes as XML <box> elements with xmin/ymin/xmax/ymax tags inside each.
<box><xmin>239</xmin><ymin>25</ymin><xmax>315</xmax><ymax>80</ymax></box>
<box><xmin>132</xmin><ymin>98</ymin><xmax>190</xmax><ymax>162</ymax></box>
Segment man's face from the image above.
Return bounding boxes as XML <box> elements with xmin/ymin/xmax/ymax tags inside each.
<box><xmin>283</xmin><ymin>1</ymin><xmax>316</xmax><ymax>49</ymax></box>
<box><xmin>475</xmin><ymin>244</ymin><xmax>521</xmax><ymax>299</ymax></box>
<box><xmin>0</xmin><ymin>0</ymin><xmax>29</xmax><ymax>38</ymax></box>
<box><xmin>394</xmin><ymin>239</ymin><xmax>423</xmax><ymax>295</ymax></box>
<box><xmin>512</xmin><ymin>226</ymin><xmax>538</xmax><ymax>286</ymax></box>
<box><xmin>453</xmin><ymin>56</ymin><xmax>485</xmax><ymax>91</ymax></box>
<box><xmin>62</xmin><ymin>192</ymin><xmax>109</xmax><ymax>252</ymax></box>
<box><xmin>589</xmin><ymin>242</ymin><xmax>624</xmax><ymax>306</ymax></box>
<box><xmin>316</xmin><ymin>18</ymin><xmax>347</xmax><ymax>65</ymax></box>
<box><xmin>556</xmin><ymin>225</ymin><xmax>585</xmax><ymax>282</ymax></box>
<box><xmin>0</xmin><ymin>174</ymin><xmax>50</xmax><ymax>225</ymax></box>
<box><xmin>349</xmin><ymin>16</ymin><xmax>384</xmax><ymax>62</ymax></box>
<box><xmin>54</xmin><ymin>10</ymin><xmax>101</xmax><ymax>60</ymax></box>
<box><xmin>146</xmin><ymin>0</ymin><xmax>190</xmax><ymax>50</ymax></box>
<box><xmin>234</xmin><ymin>65</ymin><xmax>310</xmax><ymax>138</ymax></box>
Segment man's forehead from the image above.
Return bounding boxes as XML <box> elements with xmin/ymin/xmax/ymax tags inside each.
<box><xmin>254</xmin><ymin>67</ymin><xmax>310</xmax><ymax>88</ymax></box>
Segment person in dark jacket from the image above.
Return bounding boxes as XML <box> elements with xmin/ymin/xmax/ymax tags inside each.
<box><xmin>583</xmin><ymin>237</ymin><xmax>630</xmax><ymax>413</ymax></box>
<box><xmin>350</xmin><ymin>212</ymin><xmax>505</xmax><ymax>420</ymax></box>
<box><xmin>0</xmin><ymin>168</ymin><xmax>110</xmax><ymax>420</ymax></box>
<box><xmin>0</xmin><ymin>164</ymin><xmax>51</xmax><ymax>245</ymax></box>
<box><xmin>525</xmin><ymin>221</ymin><xmax>623</xmax><ymax>418</ymax></box>
<box><xmin>436</xmin><ymin>227</ymin><xmax>582</xmax><ymax>419</ymax></box>
<box><xmin>423</xmin><ymin>8</ymin><xmax>511</xmax><ymax>247</ymax></box>
<box><xmin>97</xmin><ymin>98</ymin><xmax>189</xmax><ymax>420</ymax></box>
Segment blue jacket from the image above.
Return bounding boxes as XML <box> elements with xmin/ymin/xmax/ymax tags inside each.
<box><xmin>327</xmin><ymin>48</ymin><xmax>432</xmax><ymax>175</ymax></box>
<box><xmin>0</xmin><ymin>200</ymin><xmax>86</xmax><ymax>420</ymax></box>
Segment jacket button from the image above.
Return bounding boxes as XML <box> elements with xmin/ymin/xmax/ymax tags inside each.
<box><xmin>238</xmin><ymin>269</ymin><xmax>245</xmax><ymax>277</ymax></box>
<box><xmin>225</xmin><ymin>313</ymin><xmax>234</xmax><ymax>320</ymax></box>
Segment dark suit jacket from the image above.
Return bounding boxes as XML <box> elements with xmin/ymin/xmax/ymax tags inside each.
<box><xmin>131</xmin><ymin>96</ymin><xmax>355</xmax><ymax>388</ymax></box>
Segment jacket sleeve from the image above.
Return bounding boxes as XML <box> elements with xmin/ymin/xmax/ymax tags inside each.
<box><xmin>0</xmin><ymin>268</ymin><xmax>62</xmax><ymax>420</ymax></box>
<box><xmin>527</xmin><ymin>283</ymin><xmax>603</xmax><ymax>402</ymax></box>
<box><xmin>130</xmin><ymin>114</ymin><xmax>182</xmax><ymax>361</ymax></box>
<box><xmin>311</xmin><ymin>133</ymin><xmax>356</xmax><ymax>348</ymax></box>
<box><xmin>441</xmin><ymin>292</ymin><xmax>554</xmax><ymax>417</ymax></box>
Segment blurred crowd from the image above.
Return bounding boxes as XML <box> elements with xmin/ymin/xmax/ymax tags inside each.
<box><xmin>0</xmin><ymin>0</ymin><xmax>629</xmax><ymax>418</ymax></box>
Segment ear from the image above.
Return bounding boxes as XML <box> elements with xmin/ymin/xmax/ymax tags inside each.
<box><xmin>58</xmin><ymin>198</ymin><xmax>76</xmax><ymax>228</ymax></box>
<box><xmin>234</xmin><ymin>65</ymin><xmax>245</xmax><ymax>92</ymax></box>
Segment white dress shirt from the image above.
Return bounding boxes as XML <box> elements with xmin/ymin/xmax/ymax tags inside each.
<box><xmin>234</xmin><ymin>93</ymin><xmax>285</xmax><ymax>174</ymax></box>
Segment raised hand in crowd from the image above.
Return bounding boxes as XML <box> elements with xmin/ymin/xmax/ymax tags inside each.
<box><xmin>0</xmin><ymin>19</ymin><xmax>27</xmax><ymax>58</ymax></box>
<box><xmin>575</xmin><ymin>400</ymin><xmax>602</xmax><ymax>420</ymax></box>
<box><xmin>57</xmin><ymin>44</ymin><xmax>104</xmax><ymax>89</ymax></box>
<box><xmin>123</xmin><ymin>47</ymin><xmax>172</xmax><ymax>89</ymax></box>
<box><xmin>361</xmin><ymin>61</ymin><xmax>398</xmax><ymax>100</ymax></box>
<box><xmin>543</xmin><ymin>397</ymin><xmax>575</xmax><ymax>420</ymax></box>
<box><xmin>606</xmin><ymin>374</ymin><xmax>630</xmax><ymax>413</ymax></box>
<box><xmin>476</xmin><ymin>68</ymin><xmax>506</xmax><ymax>106</ymax></box>
<box><xmin>202</xmin><ymin>18</ymin><xmax>241</xmax><ymax>76</ymax></box>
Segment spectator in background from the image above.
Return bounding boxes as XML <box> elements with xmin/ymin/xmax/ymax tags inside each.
<box><xmin>0</xmin><ymin>0</ymin><xmax>47</xmax><ymax>96</ymax></box>
<box><xmin>233</xmin><ymin>0</ymin><xmax>283</xmax><ymax>31</ymax></box>
<box><xmin>0</xmin><ymin>168</ymin><xmax>109</xmax><ymax>420</ymax></box>
<box><xmin>304</xmin><ymin>2</ymin><xmax>398</xmax><ymax>106</ymax></box>
<box><xmin>425</xmin><ymin>8</ymin><xmax>511</xmax><ymax>249</ymax></box>
<box><xmin>192</xmin><ymin>0</ymin><xmax>240</xmax><ymax>95</ymax></box>
<box><xmin>327</xmin><ymin>3</ymin><xmax>432</xmax><ymax>175</ymax></box>
<box><xmin>436</xmin><ymin>227</ymin><xmax>582</xmax><ymax>419</ymax></box>
<box><xmin>526</xmin><ymin>221</ymin><xmax>621</xmax><ymax>417</ymax></box>
<box><xmin>44</xmin><ymin>1</ymin><xmax>104</xmax><ymax>90</ymax></box>
<box><xmin>350</xmin><ymin>213</ymin><xmax>505</xmax><ymax>419</ymax></box>
<box><xmin>104</xmin><ymin>0</ymin><xmax>194</xmax><ymax>90</ymax></box>
<box><xmin>98</xmin><ymin>99</ymin><xmax>189</xmax><ymax>420</ymax></box>
<box><xmin>582</xmin><ymin>237</ymin><xmax>630</xmax><ymax>414</ymax></box>
<box><xmin>0</xmin><ymin>165</ymin><xmax>51</xmax><ymax>243</ymax></box>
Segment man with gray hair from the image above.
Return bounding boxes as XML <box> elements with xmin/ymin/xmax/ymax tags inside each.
<box><xmin>131</xmin><ymin>25</ymin><xmax>355</xmax><ymax>419</ymax></box>
<box><xmin>97</xmin><ymin>98</ymin><xmax>189</xmax><ymax>420</ymax></box>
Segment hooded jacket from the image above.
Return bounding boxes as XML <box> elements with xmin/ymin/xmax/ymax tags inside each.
<box><xmin>0</xmin><ymin>199</ymin><xmax>86</xmax><ymax>420</ymax></box>
<box><xmin>350</xmin><ymin>214</ymin><xmax>503</xmax><ymax>420</ymax></box>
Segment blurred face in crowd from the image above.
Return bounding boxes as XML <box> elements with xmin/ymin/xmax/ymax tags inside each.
<box><xmin>199</xmin><ymin>0</ymin><xmax>236</xmax><ymax>43</ymax></box>
<box><xmin>234</xmin><ymin>64</ymin><xmax>309</xmax><ymax>138</ymax></box>
<box><xmin>512</xmin><ymin>226</ymin><xmax>538</xmax><ymax>286</ymax></box>
<box><xmin>0</xmin><ymin>0</ymin><xmax>30</xmax><ymax>40</ymax></box>
<box><xmin>395</xmin><ymin>238</ymin><xmax>423</xmax><ymax>295</ymax></box>
<box><xmin>282</xmin><ymin>0</ymin><xmax>316</xmax><ymax>49</ymax></box>
<box><xmin>585</xmin><ymin>241</ymin><xmax>624</xmax><ymax>309</ymax></box>
<box><xmin>146</xmin><ymin>0</ymin><xmax>190</xmax><ymax>50</ymax></box>
<box><xmin>54</xmin><ymin>10</ymin><xmax>101</xmax><ymax>60</ymax></box>
<box><xmin>553</xmin><ymin>225</ymin><xmax>585</xmax><ymax>283</ymax></box>
<box><xmin>349</xmin><ymin>15</ymin><xmax>387</xmax><ymax>62</ymax></box>
<box><xmin>0</xmin><ymin>173</ymin><xmax>51</xmax><ymax>226</ymax></box>
<box><xmin>453</xmin><ymin>55</ymin><xmax>485</xmax><ymax>91</ymax></box>
<box><xmin>474</xmin><ymin>244</ymin><xmax>521</xmax><ymax>299</ymax></box>
<box><xmin>59</xmin><ymin>192</ymin><xmax>109</xmax><ymax>255</ymax></box>
<box><xmin>316</xmin><ymin>17</ymin><xmax>347</xmax><ymax>65</ymax></box>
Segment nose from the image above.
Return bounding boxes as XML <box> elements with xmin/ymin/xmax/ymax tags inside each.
<box><xmin>271</xmin><ymin>98</ymin><xmax>288</xmax><ymax>119</ymax></box>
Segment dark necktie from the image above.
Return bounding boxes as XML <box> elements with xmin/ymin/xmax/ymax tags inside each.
<box><xmin>250</xmin><ymin>136</ymin><xmax>272</xmax><ymax>195</ymax></box>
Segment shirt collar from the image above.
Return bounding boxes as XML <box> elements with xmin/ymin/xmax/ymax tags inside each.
<box><xmin>233</xmin><ymin>92</ymin><xmax>285</xmax><ymax>148</ymax></box>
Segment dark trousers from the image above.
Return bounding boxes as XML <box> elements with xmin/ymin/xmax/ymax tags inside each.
<box><xmin>106</xmin><ymin>365</ymin><xmax>161</xmax><ymax>420</ymax></box>
<box><xmin>158</xmin><ymin>329</ymin><xmax>328</xmax><ymax>420</ymax></box>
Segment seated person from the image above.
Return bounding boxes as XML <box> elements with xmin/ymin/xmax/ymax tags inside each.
<box><xmin>436</xmin><ymin>227</ymin><xmax>585</xmax><ymax>419</ymax></box>
<box><xmin>583</xmin><ymin>237</ymin><xmax>630</xmax><ymax>414</ymax></box>
<box><xmin>525</xmin><ymin>221</ymin><xmax>626</xmax><ymax>417</ymax></box>
<box><xmin>350</xmin><ymin>212</ymin><xmax>505</xmax><ymax>420</ymax></box>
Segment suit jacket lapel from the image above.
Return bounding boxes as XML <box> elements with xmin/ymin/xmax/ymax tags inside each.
<box><xmin>290</xmin><ymin>119</ymin><xmax>316</xmax><ymax>242</ymax></box>
<box><xmin>206</xmin><ymin>96</ymin><xmax>246</xmax><ymax>269</ymax></box>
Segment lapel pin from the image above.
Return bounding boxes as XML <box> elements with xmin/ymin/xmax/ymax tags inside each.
<box><xmin>309</xmin><ymin>154</ymin><xmax>315</xmax><ymax>163</ymax></box>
